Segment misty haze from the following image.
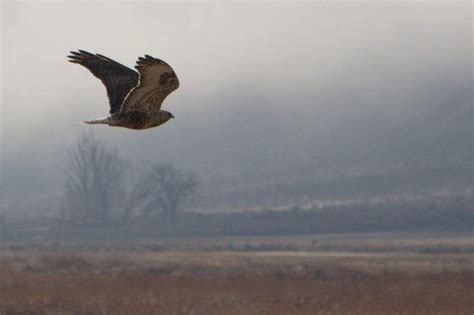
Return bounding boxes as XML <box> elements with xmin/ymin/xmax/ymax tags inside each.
<box><xmin>0</xmin><ymin>2</ymin><xmax>473</xmax><ymax>314</ymax></box>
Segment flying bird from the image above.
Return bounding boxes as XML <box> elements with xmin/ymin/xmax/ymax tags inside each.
<box><xmin>68</xmin><ymin>50</ymin><xmax>179</xmax><ymax>130</ymax></box>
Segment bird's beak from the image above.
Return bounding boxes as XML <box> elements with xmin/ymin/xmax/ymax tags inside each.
<box><xmin>171</xmin><ymin>114</ymin><xmax>175</xmax><ymax>119</ymax></box>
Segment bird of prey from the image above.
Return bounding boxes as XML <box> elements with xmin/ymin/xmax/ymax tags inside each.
<box><xmin>68</xmin><ymin>50</ymin><xmax>179</xmax><ymax>130</ymax></box>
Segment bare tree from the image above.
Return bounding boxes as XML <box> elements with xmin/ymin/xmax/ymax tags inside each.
<box><xmin>126</xmin><ymin>164</ymin><xmax>197</xmax><ymax>225</ymax></box>
<box><xmin>62</xmin><ymin>132</ymin><xmax>126</xmax><ymax>224</ymax></box>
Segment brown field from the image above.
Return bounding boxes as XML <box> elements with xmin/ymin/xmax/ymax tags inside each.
<box><xmin>0</xmin><ymin>233</ymin><xmax>473</xmax><ymax>315</ymax></box>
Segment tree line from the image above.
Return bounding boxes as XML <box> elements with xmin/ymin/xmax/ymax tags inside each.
<box><xmin>1</xmin><ymin>189</ymin><xmax>471</xmax><ymax>242</ymax></box>
<box><xmin>60</xmin><ymin>132</ymin><xmax>197</xmax><ymax>226</ymax></box>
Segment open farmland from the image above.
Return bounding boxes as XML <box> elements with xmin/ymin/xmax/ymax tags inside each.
<box><xmin>0</xmin><ymin>233</ymin><xmax>473</xmax><ymax>314</ymax></box>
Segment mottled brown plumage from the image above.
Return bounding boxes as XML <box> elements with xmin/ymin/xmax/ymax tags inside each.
<box><xmin>68</xmin><ymin>50</ymin><xmax>179</xmax><ymax>130</ymax></box>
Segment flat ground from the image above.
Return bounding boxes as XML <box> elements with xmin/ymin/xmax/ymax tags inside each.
<box><xmin>0</xmin><ymin>233</ymin><xmax>473</xmax><ymax>315</ymax></box>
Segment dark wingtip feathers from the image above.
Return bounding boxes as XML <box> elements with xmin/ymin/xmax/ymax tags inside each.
<box><xmin>68</xmin><ymin>50</ymin><xmax>162</xmax><ymax>64</ymax></box>
<box><xmin>136</xmin><ymin>54</ymin><xmax>165</xmax><ymax>69</ymax></box>
<box><xmin>68</xmin><ymin>50</ymin><xmax>117</xmax><ymax>66</ymax></box>
<box><xmin>67</xmin><ymin>52</ymin><xmax>84</xmax><ymax>63</ymax></box>
<box><xmin>78</xmin><ymin>49</ymin><xmax>95</xmax><ymax>56</ymax></box>
<box><xmin>68</xmin><ymin>50</ymin><xmax>89</xmax><ymax>63</ymax></box>
<box><xmin>67</xmin><ymin>50</ymin><xmax>100</xmax><ymax>63</ymax></box>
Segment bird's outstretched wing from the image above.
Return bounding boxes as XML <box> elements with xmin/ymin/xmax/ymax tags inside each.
<box><xmin>119</xmin><ymin>55</ymin><xmax>179</xmax><ymax>114</ymax></box>
<box><xmin>68</xmin><ymin>50</ymin><xmax>139</xmax><ymax>115</ymax></box>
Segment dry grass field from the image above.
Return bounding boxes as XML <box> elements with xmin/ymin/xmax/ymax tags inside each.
<box><xmin>0</xmin><ymin>233</ymin><xmax>473</xmax><ymax>315</ymax></box>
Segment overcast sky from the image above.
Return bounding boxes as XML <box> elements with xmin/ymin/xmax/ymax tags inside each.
<box><xmin>1</xmin><ymin>2</ymin><xmax>471</xmax><ymax>200</ymax></box>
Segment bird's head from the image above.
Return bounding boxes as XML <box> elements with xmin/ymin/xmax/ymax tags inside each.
<box><xmin>161</xmin><ymin>110</ymin><xmax>175</xmax><ymax>120</ymax></box>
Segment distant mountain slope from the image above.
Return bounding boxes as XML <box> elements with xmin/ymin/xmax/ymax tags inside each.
<box><xmin>367</xmin><ymin>97</ymin><xmax>472</xmax><ymax>169</ymax></box>
<box><xmin>197</xmin><ymin>97</ymin><xmax>472</xmax><ymax>211</ymax></box>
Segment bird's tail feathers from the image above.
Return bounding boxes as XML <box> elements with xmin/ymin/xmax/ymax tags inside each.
<box><xmin>84</xmin><ymin>117</ymin><xmax>112</xmax><ymax>125</ymax></box>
